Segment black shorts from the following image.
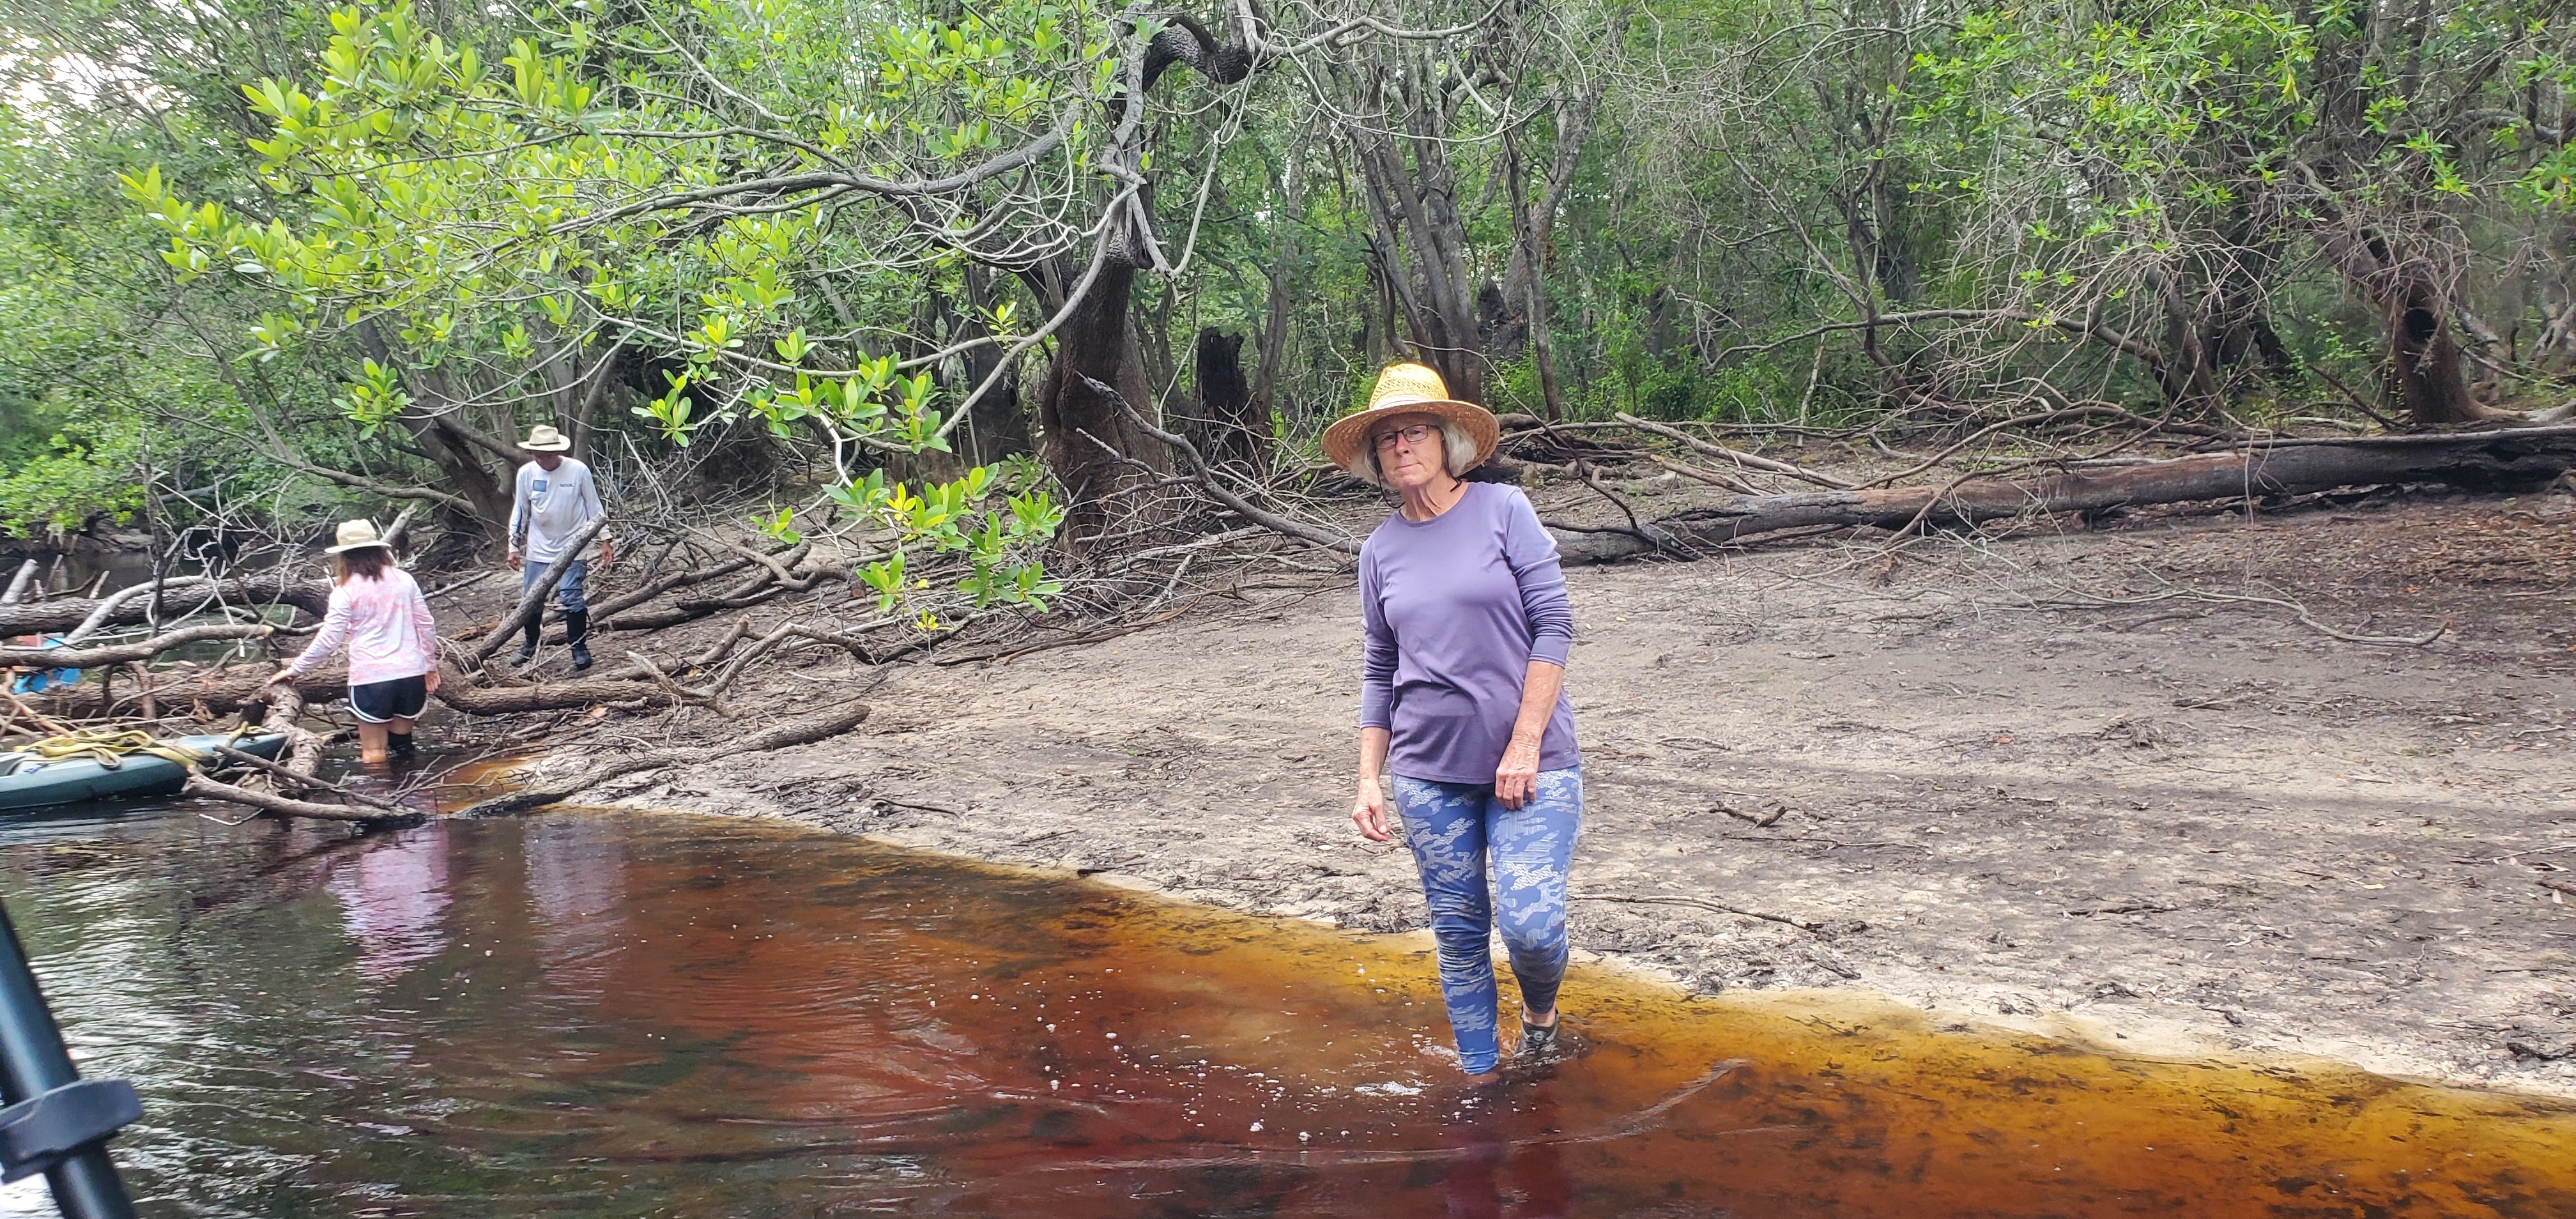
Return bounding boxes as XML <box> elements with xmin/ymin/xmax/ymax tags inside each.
<box><xmin>349</xmin><ymin>675</ymin><xmax>429</xmax><ymax>723</ymax></box>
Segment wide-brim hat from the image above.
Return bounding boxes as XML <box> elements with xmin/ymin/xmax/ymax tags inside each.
<box><xmin>520</xmin><ymin>424</ymin><xmax>573</xmax><ymax>452</ymax></box>
<box><xmin>1321</xmin><ymin>363</ymin><xmax>1500</xmax><ymax>474</ymax></box>
<box><xmin>324</xmin><ymin>518</ymin><xmax>392</xmax><ymax>555</ymax></box>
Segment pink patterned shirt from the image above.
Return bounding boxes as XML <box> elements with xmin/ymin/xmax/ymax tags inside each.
<box><xmin>286</xmin><ymin>568</ymin><xmax>440</xmax><ymax>685</ymax></box>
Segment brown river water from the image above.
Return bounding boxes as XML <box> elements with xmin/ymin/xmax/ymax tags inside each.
<box><xmin>0</xmin><ymin>799</ymin><xmax>2570</xmax><ymax>1217</ymax></box>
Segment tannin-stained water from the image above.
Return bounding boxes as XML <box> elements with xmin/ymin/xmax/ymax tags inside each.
<box><xmin>0</xmin><ymin>804</ymin><xmax>2569</xmax><ymax>1217</ymax></box>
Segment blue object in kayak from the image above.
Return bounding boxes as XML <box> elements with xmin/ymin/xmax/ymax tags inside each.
<box><xmin>0</xmin><ymin>734</ymin><xmax>287</xmax><ymax>813</ymax></box>
<box><xmin>7</xmin><ymin>635</ymin><xmax>79</xmax><ymax>696</ymax></box>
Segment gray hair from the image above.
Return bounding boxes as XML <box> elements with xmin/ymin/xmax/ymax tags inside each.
<box><xmin>1353</xmin><ymin>417</ymin><xmax>1479</xmax><ymax>487</ymax></box>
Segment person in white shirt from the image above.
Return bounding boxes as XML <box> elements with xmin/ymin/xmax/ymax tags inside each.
<box><xmin>505</xmin><ymin>425</ymin><xmax>615</xmax><ymax>670</ymax></box>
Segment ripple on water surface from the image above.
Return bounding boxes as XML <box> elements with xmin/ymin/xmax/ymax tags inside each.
<box><xmin>0</xmin><ymin>806</ymin><xmax>2569</xmax><ymax>1217</ymax></box>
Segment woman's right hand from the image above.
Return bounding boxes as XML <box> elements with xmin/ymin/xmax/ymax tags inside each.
<box><xmin>1352</xmin><ymin>776</ymin><xmax>1392</xmax><ymax>843</ymax></box>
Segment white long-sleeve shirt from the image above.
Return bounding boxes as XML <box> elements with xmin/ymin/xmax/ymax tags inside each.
<box><xmin>285</xmin><ymin>568</ymin><xmax>438</xmax><ymax>684</ymax></box>
<box><xmin>507</xmin><ymin>457</ymin><xmax>609</xmax><ymax>565</ymax></box>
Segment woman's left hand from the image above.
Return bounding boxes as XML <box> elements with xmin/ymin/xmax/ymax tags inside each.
<box><xmin>1494</xmin><ymin>735</ymin><xmax>1541</xmax><ymax>810</ymax></box>
<box><xmin>423</xmin><ymin>668</ymin><xmax>441</xmax><ymax>694</ymax></box>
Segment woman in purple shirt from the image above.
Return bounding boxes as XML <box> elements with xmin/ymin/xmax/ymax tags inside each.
<box><xmin>1327</xmin><ymin>363</ymin><xmax>1582</xmax><ymax>1080</ymax></box>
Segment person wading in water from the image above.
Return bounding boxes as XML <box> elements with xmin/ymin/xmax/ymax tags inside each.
<box><xmin>1331</xmin><ymin>362</ymin><xmax>1584</xmax><ymax>1081</ymax></box>
<box><xmin>270</xmin><ymin>519</ymin><xmax>441</xmax><ymax>763</ymax></box>
<box><xmin>505</xmin><ymin>425</ymin><xmax>615</xmax><ymax>671</ymax></box>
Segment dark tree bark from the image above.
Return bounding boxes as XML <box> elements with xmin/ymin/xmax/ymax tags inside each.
<box><xmin>1025</xmin><ymin>252</ymin><xmax>1167</xmax><ymax>548</ymax></box>
<box><xmin>2388</xmin><ymin>279</ymin><xmax>2494</xmax><ymax>425</ymax></box>
<box><xmin>1180</xmin><ymin>328</ymin><xmax>1266</xmax><ymax>475</ymax></box>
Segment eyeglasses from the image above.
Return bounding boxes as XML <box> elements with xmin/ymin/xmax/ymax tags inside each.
<box><xmin>1372</xmin><ymin>424</ymin><xmax>1438</xmax><ymax>452</ymax></box>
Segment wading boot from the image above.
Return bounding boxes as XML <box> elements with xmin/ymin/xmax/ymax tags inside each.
<box><xmin>388</xmin><ymin>732</ymin><xmax>415</xmax><ymax>761</ymax></box>
<box><xmin>567</xmin><ymin>609</ymin><xmax>592</xmax><ymax>671</ymax></box>
<box><xmin>514</xmin><ymin>620</ymin><xmax>539</xmax><ymax>666</ymax></box>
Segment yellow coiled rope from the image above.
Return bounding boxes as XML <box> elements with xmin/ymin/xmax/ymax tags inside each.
<box><xmin>15</xmin><ymin>729</ymin><xmax>214</xmax><ymax>770</ymax></box>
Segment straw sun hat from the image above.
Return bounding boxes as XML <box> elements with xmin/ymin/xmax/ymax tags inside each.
<box><xmin>1321</xmin><ymin>362</ymin><xmax>1500</xmax><ymax>475</ymax></box>
<box><xmin>323</xmin><ymin>519</ymin><xmax>392</xmax><ymax>555</ymax></box>
<box><xmin>519</xmin><ymin>424</ymin><xmax>573</xmax><ymax>452</ymax></box>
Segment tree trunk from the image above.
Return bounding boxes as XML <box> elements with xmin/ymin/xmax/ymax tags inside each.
<box><xmin>1250</xmin><ymin>158</ymin><xmax>1302</xmax><ymax>425</ymax></box>
<box><xmin>356</xmin><ymin>321</ymin><xmax>515</xmax><ymax>539</ymax></box>
<box><xmin>2387</xmin><ymin>279</ymin><xmax>2499</xmax><ymax>426</ymax></box>
<box><xmin>1028</xmin><ymin>255</ymin><xmax>1167</xmax><ymax>549</ymax></box>
<box><xmin>1346</xmin><ymin>59</ymin><xmax>1487</xmax><ymax>404</ymax></box>
<box><xmin>1181</xmin><ymin>328</ymin><xmax>1266</xmax><ymax>475</ymax></box>
<box><xmin>0</xmin><ymin>570</ymin><xmax>331</xmax><ymax>636</ymax></box>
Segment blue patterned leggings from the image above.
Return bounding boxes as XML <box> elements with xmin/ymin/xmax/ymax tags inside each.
<box><xmin>1392</xmin><ymin>768</ymin><xmax>1583</xmax><ymax>1075</ymax></box>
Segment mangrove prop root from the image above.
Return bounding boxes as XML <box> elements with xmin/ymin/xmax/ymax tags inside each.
<box><xmin>431</xmin><ymin>668</ymin><xmax>680</xmax><ymax>715</ymax></box>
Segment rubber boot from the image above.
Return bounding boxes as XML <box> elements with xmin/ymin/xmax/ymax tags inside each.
<box><xmin>388</xmin><ymin>732</ymin><xmax>415</xmax><ymax>761</ymax></box>
<box><xmin>514</xmin><ymin>620</ymin><xmax>539</xmax><ymax>666</ymax></box>
<box><xmin>567</xmin><ymin>608</ymin><xmax>592</xmax><ymax>671</ymax></box>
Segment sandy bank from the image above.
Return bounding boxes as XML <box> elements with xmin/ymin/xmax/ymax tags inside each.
<box><xmin>537</xmin><ymin>490</ymin><xmax>2575</xmax><ymax>1097</ymax></box>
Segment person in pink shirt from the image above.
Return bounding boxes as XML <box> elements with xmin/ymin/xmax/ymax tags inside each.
<box><xmin>269</xmin><ymin>519</ymin><xmax>442</xmax><ymax>763</ymax></box>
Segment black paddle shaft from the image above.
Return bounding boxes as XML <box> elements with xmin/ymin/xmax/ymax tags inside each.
<box><xmin>0</xmin><ymin>901</ymin><xmax>135</xmax><ymax>1218</ymax></box>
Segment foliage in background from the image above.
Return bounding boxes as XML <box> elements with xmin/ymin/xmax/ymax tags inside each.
<box><xmin>2</xmin><ymin>0</ymin><xmax>2573</xmax><ymax>556</ymax></box>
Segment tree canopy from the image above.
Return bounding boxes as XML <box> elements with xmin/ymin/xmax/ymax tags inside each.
<box><xmin>4</xmin><ymin>0</ymin><xmax>2570</xmax><ymax>583</ymax></box>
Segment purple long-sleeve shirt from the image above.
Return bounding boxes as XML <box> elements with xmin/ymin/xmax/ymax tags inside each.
<box><xmin>1359</xmin><ymin>482</ymin><xmax>1579</xmax><ymax>784</ymax></box>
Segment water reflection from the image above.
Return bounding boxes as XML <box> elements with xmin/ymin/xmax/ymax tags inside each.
<box><xmin>326</xmin><ymin>821</ymin><xmax>451</xmax><ymax>981</ymax></box>
<box><xmin>521</xmin><ymin>817</ymin><xmax>626</xmax><ymax>1002</ymax></box>
<box><xmin>0</xmin><ymin>806</ymin><xmax>2566</xmax><ymax>1218</ymax></box>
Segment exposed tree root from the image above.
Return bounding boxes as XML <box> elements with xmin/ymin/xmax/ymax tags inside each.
<box><xmin>430</xmin><ymin>664</ymin><xmax>679</xmax><ymax>715</ymax></box>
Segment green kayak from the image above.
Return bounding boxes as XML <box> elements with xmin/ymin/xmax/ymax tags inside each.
<box><xmin>0</xmin><ymin>733</ymin><xmax>288</xmax><ymax>813</ymax></box>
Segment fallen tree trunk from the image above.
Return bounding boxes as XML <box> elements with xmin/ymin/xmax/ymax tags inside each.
<box><xmin>20</xmin><ymin>668</ymin><xmax>343</xmax><ymax>721</ymax></box>
<box><xmin>1553</xmin><ymin>424</ymin><xmax>2576</xmax><ymax>564</ymax></box>
<box><xmin>453</xmin><ymin>698</ymin><xmax>874</xmax><ymax>816</ymax></box>
<box><xmin>0</xmin><ymin>624</ymin><xmax>275</xmax><ymax>670</ymax></box>
<box><xmin>586</xmin><ymin>549</ymin><xmax>768</xmax><ymax>624</ymax></box>
<box><xmin>0</xmin><ymin>570</ymin><xmax>330</xmax><ymax>637</ymax></box>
